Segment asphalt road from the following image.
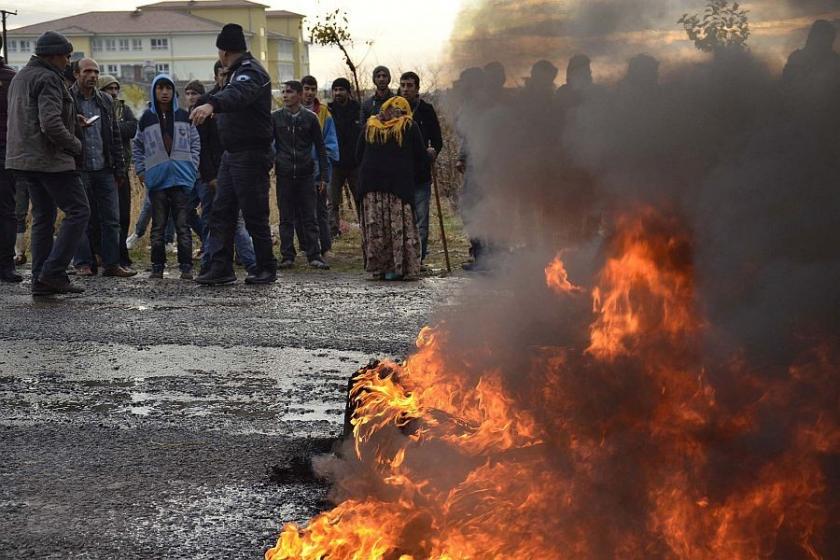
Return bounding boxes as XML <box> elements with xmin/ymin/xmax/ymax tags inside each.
<box><xmin>0</xmin><ymin>270</ymin><xmax>463</xmax><ymax>559</ymax></box>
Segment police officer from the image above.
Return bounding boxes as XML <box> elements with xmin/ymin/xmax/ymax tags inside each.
<box><xmin>191</xmin><ymin>23</ymin><xmax>276</xmax><ymax>285</ymax></box>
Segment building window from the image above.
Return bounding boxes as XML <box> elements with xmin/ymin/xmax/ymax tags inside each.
<box><xmin>132</xmin><ymin>39</ymin><xmax>143</xmax><ymax>51</ymax></box>
<box><xmin>91</xmin><ymin>39</ymin><xmax>102</xmax><ymax>51</ymax></box>
<box><xmin>106</xmin><ymin>64</ymin><xmax>119</xmax><ymax>75</ymax></box>
<box><xmin>277</xmin><ymin>40</ymin><xmax>293</xmax><ymax>60</ymax></box>
<box><xmin>105</xmin><ymin>39</ymin><xmax>116</xmax><ymax>51</ymax></box>
<box><xmin>155</xmin><ymin>63</ymin><xmax>170</xmax><ymax>74</ymax></box>
<box><xmin>119</xmin><ymin>39</ymin><xmax>129</xmax><ymax>51</ymax></box>
<box><xmin>7</xmin><ymin>40</ymin><xmax>16</xmax><ymax>53</ymax></box>
<box><xmin>19</xmin><ymin>40</ymin><xmax>31</xmax><ymax>53</ymax></box>
<box><xmin>150</xmin><ymin>38</ymin><xmax>168</xmax><ymax>50</ymax></box>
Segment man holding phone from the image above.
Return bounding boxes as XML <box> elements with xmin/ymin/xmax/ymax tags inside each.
<box><xmin>70</xmin><ymin>57</ymin><xmax>135</xmax><ymax>278</ymax></box>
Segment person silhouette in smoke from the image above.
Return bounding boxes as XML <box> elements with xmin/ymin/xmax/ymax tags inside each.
<box><xmin>782</xmin><ymin>20</ymin><xmax>840</xmax><ymax>110</ymax></box>
<box><xmin>522</xmin><ymin>59</ymin><xmax>558</xmax><ymax>109</ymax></box>
<box><xmin>618</xmin><ymin>54</ymin><xmax>659</xmax><ymax>96</ymax></box>
<box><xmin>483</xmin><ymin>61</ymin><xmax>510</xmax><ymax>104</ymax></box>
<box><xmin>556</xmin><ymin>54</ymin><xmax>604</xmax><ymax>110</ymax></box>
<box><xmin>452</xmin><ymin>67</ymin><xmax>492</xmax><ymax>271</ymax></box>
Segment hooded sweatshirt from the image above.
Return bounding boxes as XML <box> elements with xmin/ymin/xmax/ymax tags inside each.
<box><xmin>132</xmin><ymin>74</ymin><xmax>200</xmax><ymax>191</ymax></box>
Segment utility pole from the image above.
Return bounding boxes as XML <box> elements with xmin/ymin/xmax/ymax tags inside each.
<box><xmin>1</xmin><ymin>10</ymin><xmax>17</xmax><ymax>61</ymax></box>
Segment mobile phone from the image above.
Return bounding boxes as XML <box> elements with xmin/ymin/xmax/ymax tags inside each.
<box><xmin>85</xmin><ymin>115</ymin><xmax>101</xmax><ymax>125</ymax></box>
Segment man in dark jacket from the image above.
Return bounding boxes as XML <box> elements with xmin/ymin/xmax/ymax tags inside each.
<box><xmin>71</xmin><ymin>58</ymin><xmax>134</xmax><ymax>277</ymax></box>
<box><xmin>327</xmin><ymin>77</ymin><xmax>361</xmax><ymax>236</ymax></box>
<box><xmin>99</xmin><ymin>74</ymin><xmax>137</xmax><ymax>269</ymax></box>
<box><xmin>361</xmin><ymin>66</ymin><xmax>393</xmax><ymax>122</ymax></box>
<box><xmin>191</xmin><ymin>23</ymin><xmax>276</xmax><ymax>285</ymax></box>
<box><xmin>272</xmin><ymin>80</ymin><xmax>329</xmax><ymax>270</ymax></box>
<box><xmin>399</xmin><ymin>71</ymin><xmax>443</xmax><ymax>263</ymax></box>
<box><xmin>6</xmin><ymin>31</ymin><xmax>90</xmax><ymax>295</ymax></box>
<box><xmin>0</xmin><ymin>41</ymin><xmax>21</xmax><ymax>283</ymax></box>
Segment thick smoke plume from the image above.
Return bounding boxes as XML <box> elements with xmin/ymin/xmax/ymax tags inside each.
<box><xmin>266</xmin><ymin>2</ymin><xmax>839</xmax><ymax>559</ymax></box>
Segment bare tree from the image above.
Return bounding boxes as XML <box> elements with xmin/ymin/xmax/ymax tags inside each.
<box><xmin>309</xmin><ymin>9</ymin><xmax>365</xmax><ymax>99</ymax></box>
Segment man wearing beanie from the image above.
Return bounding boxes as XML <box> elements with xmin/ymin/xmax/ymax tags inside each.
<box><xmin>6</xmin><ymin>31</ymin><xmax>91</xmax><ymax>295</ymax></box>
<box><xmin>328</xmin><ymin>77</ymin><xmax>362</xmax><ymax>236</ymax></box>
<box><xmin>99</xmin><ymin>74</ymin><xmax>137</xmax><ymax>269</ymax></box>
<box><xmin>191</xmin><ymin>23</ymin><xmax>276</xmax><ymax>285</ymax></box>
<box><xmin>361</xmin><ymin>65</ymin><xmax>393</xmax><ymax>122</ymax></box>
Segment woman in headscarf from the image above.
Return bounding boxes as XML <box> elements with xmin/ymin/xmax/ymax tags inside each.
<box><xmin>355</xmin><ymin>96</ymin><xmax>427</xmax><ymax>280</ymax></box>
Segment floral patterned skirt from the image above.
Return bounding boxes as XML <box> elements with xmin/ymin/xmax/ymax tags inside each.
<box><xmin>360</xmin><ymin>191</ymin><xmax>421</xmax><ymax>279</ymax></box>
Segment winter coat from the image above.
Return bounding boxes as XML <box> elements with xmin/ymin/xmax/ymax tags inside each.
<box><xmin>5</xmin><ymin>56</ymin><xmax>82</xmax><ymax>173</ymax></box>
<box><xmin>271</xmin><ymin>106</ymin><xmax>328</xmax><ymax>180</ymax></box>
<box><xmin>355</xmin><ymin>121</ymin><xmax>426</xmax><ymax>206</ymax></box>
<box><xmin>70</xmin><ymin>83</ymin><xmax>126</xmax><ymax>175</ymax></box>
<box><xmin>205</xmin><ymin>52</ymin><xmax>272</xmax><ymax>152</ymax></box>
<box><xmin>0</xmin><ymin>61</ymin><xmax>16</xmax><ymax>160</ymax></box>
<box><xmin>307</xmin><ymin>101</ymin><xmax>338</xmax><ymax>182</ymax></box>
<box><xmin>410</xmin><ymin>98</ymin><xmax>443</xmax><ymax>183</ymax></box>
<box><xmin>115</xmin><ymin>100</ymin><xmax>137</xmax><ymax>169</ymax></box>
<box><xmin>328</xmin><ymin>98</ymin><xmax>362</xmax><ymax>169</ymax></box>
<box><xmin>132</xmin><ymin>75</ymin><xmax>200</xmax><ymax>191</ymax></box>
<box><xmin>196</xmin><ymin>117</ymin><xmax>223</xmax><ymax>182</ymax></box>
<box><xmin>361</xmin><ymin>90</ymin><xmax>393</xmax><ymax>123</ymax></box>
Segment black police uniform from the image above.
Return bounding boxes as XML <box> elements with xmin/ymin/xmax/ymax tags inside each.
<box><xmin>203</xmin><ymin>52</ymin><xmax>276</xmax><ymax>278</ymax></box>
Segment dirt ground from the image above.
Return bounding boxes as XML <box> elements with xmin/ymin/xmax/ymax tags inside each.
<box><xmin>0</xmin><ymin>269</ymin><xmax>466</xmax><ymax>559</ymax></box>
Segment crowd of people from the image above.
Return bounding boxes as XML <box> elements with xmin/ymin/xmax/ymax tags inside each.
<box><xmin>1</xmin><ymin>19</ymin><xmax>837</xmax><ymax>295</ymax></box>
<box><xmin>0</xmin><ymin>23</ymin><xmax>444</xmax><ymax>294</ymax></box>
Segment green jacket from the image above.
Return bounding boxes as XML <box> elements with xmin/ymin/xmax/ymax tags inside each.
<box><xmin>5</xmin><ymin>56</ymin><xmax>81</xmax><ymax>172</ymax></box>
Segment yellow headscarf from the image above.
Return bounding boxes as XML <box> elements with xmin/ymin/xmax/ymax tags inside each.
<box><xmin>365</xmin><ymin>96</ymin><xmax>413</xmax><ymax>146</ymax></box>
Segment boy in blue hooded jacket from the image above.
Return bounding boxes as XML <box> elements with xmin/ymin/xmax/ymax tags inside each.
<box><xmin>132</xmin><ymin>75</ymin><xmax>200</xmax><ymax>279</ymax></box>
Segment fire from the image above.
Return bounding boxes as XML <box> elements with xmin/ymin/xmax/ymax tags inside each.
<box><xmin>265</xmin><ymin>209</ymin><xmax>837</xmax><ymax>560</ymax></box>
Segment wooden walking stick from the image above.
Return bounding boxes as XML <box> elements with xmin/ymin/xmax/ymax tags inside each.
<box><xmin>430</xmin><ymin>148</ymin><xmax>452</xmax><ymax>273</ymax></box>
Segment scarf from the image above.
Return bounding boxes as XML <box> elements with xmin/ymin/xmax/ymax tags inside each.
<box><xmin>365</xmin><ymin>96</ymin><xmax>413</xmax><ymax>146</ymax></box>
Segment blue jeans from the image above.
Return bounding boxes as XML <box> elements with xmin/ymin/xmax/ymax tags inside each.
<box><xmin>197</xmin><ymin>180</ymin><xmax>256</xmax><ymax>271</ymax></box>
<box><xmin>414</xmin><ymin>181</ymin><xmax>431</xmax><ymax>261</ymax></box>
<box><xmin>75</xmin><ymin>170</ymin><xmax>121</xmax><ymax>268</ymax></box>
<box><xmin>136</xmin><ymin>192</ymin><xmax>175</xmax><ymax>243</ymax></box>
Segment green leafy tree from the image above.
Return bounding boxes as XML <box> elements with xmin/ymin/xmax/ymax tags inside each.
<box><xmin>309</xmin><ymin>9</ymin><xmax>364</xmax><ymax>98</ymax></box>
<box><xmin>678</xmin><ymin>0</ymin><xmax>750</xmax><ymax>53</ymax></box>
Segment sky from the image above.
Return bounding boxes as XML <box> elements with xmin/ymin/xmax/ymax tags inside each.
<box><xmin>6</xmin><ymin>0</ymin><xmax>840</xmax><ymax>86</ymax></box>
<box><xmin>4</xmin><ymin>0</ymin><xmax>465</xmax><ymax>83</ymax></box>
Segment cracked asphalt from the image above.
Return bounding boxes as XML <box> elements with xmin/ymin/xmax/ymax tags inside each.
<box><xmin>0</xmin><ymin>269</ymin><xmax>464</xmax><ymax>559</ymax></box>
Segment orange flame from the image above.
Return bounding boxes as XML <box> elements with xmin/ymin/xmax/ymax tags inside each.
<box><xmin>265</xmin><ymin>209</ymin><xmax>837</xmax><ymax>560</ymax></box>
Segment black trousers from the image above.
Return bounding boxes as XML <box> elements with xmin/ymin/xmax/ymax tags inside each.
<box><xmin>150</xmin><ymin>187</ymin><xmax>192</xmax><ymax>272</ymax></box>
<box><xmin>0</xmin><ymin>165</ymin><xmax>16</xmax><ymax>272</ymax></box>
<box><xmin>277</xmin><ymin>173</ymin><xmax>320</xmax><ymax>262</ymax></box>
<box><xmin>17</xmin><ymin>170</ymin><xmax>90</xmax><ymax>281</ymax></box>
<box><xmin>117</xmin><ymin>175</ymin><xmax>132</xmax><ymax>266</ymax></box>
<box><xmin>207</xmin><ymin>148</ymin><xmax>276</xmax><ymax>275</ymax></box>
<box><xmin>294</xmin><ymin>185</ymin><xmax>331</xmax><ymax>256</ymax></box>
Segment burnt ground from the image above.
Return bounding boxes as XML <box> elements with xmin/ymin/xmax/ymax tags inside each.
<box><xmin>0</xmin><ymin>268</ymin><xmax>464</xmax><ymax>559</ymax></box>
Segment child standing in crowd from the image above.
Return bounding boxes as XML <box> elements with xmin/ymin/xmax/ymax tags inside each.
<box><xmin>132</xmin><ymin>75</ymin><xmax>200</xmax><ymax>279</ymax></box>
<box><xmin>272</xmin><ymin>80</ymin><xmax>330</xmax><ymax>270</ymax></box>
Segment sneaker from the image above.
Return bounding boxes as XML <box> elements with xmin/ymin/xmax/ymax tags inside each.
<box><xmin>13</xmin><ymin>253</ymin><xmax>26</xmax><ymax>266</ymax></box>
<box><xmin>278</xmin><ymin>260</ymin><xmax>295</xmax><ymax>270</ymax></box>
<box><xmin>309</xmin><ymin>259</ymin><xmax>330</xmax><ymax>270</ymax></box>
<box><xmin>244</xmin><ymin>269</ymin><xmax>276</xmax><ymax>284</ymax></box>
<box><xmin>149</xmin><ymin>270</ymin><xmax>163</xmax><ymax>279</ymax></box>
<box><xmin>166</xmin><ymin>242</ymin><xmax>177</xmax><ymax>254</ymax></box>
<box><xmin>194</xmin><ymin>270</ymin><xmax>237</xmax><ymax>285</ymax></box>
<box><xmin>180</xmin><ymin>270</ymin><xmax>194</xmax><ymax>280</ymax></box>
<box><xmin>103</xmin><ymin>265</ymin><xmax>138</xmax><ymax>278</ymax></box>
<box><xmin>76</xmin><ymin>265</ymin><xmax>95</xmax><ymax>277</ymax></box>
<box><xmin>126</xmin><ymin>233</ymin><xmax>140</xmax><ymax>250</ymax></box>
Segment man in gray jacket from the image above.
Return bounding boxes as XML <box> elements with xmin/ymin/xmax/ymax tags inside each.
<box><xmin>5</xmin><ymin>31</ymin><xmax>90</xmax><ymax>295</ymax></box>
